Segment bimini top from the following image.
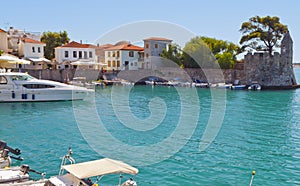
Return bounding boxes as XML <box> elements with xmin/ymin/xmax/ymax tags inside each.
<box><xmin>61</xmin><ymin>158</ymin><xmax>138</xmax><ymax>179</ymax></box>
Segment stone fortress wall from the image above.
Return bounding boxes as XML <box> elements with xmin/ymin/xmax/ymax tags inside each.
<box><xmin>243</xmin><ymin>32</ymin><xmax>297</xmax><ymax>88</ymax></box>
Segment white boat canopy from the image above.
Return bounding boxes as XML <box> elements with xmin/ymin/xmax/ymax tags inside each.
<box><xmin>61</xmin><ymin>158</ymin><xmax>138</xmax><ymax>179</ymax></box>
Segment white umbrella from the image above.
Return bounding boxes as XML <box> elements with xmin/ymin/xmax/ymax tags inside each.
<box><xmin>0</xmin><ymin>55</ymin><xmax>31</xmax><ymax>64</ymax></box>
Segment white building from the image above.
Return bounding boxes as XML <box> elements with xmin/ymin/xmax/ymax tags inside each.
<box><xmin>55</xmin><ymin>41</ymin><xmax>99</xmax><ymax>69</ymax></box>
<box><xmin>104</xmin><ymin>43</ymin><xmax>144</xmax><ymax>71</ymax></box>
<box><xmin>143</xmin><ymin>37</ymin><xmax>172</xmax><ymax>69</ymax></box>
<box><xmin>18</xmin><ymin>38</ymin><xmax>50</xmax><ymax>69</ymax></box>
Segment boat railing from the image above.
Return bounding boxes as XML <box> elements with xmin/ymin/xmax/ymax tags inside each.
<box><xmin>59</xmin><ymin>147</ymin><xmax>75</xmax><ymax>176</ymax></box>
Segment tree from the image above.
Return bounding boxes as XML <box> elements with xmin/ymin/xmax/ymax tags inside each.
<box><xmin>182</xmin><ymin>37</ymin><xmax>217</xmax><ymax>68</ymax></box>
<box><xmin>183</xmin><ymin>36</ymin><xmax>241</xmax><ymax>69</ymax></box>
<box><xmin>41</xmin><ymin>31</ymin><xmax>70</xmax><ymax>60</ymax></box>
<box><xmin>0</xmin><ymin>50</ymin><xmax>3</xmax><ymax>56</ymax></box>
<box><xmin>201</xmin><ymin>37</ymin><xmax>241</xmax><ymax>69</ymax></box>
<box><xmin>160</xmin><ymin>44</ymin><xmax>183</xmax><ymax>67</ymax></box>
<box><xmin>239</xmin><ymin>15</ymin><xmax>288</xmax><ymax>56</ymax></box>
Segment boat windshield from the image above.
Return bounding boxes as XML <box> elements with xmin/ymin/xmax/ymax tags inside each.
<box><xmin>11</xmin><ymin>74</ymin><xmax>36</xmax><ymax>81</ymax></box>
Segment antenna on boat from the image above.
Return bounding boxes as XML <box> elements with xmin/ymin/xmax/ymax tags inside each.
<box><xmin>249</xmin><ymin>170</ymin><xmax>256</xmax><ymax>186</ymax></box>
<box><xmin>59</xmin><ymin>147</ymin><xmax>75</xmax><ymax>175</ymax></box>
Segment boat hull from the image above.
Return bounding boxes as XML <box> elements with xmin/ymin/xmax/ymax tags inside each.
<box><xmin>0</xmin><ymin>89</ymin><xmax>92</xmax><ymax>102</ymax></box>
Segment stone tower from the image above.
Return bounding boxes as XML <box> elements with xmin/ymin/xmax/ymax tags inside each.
<box><xmin>280</xmin><ymin>31</ymin><xmax>297</xmax><ymax>86</ymax></box>
<box><xmin>244</xmin><ymin>31</ymin><xmax>297</xmax><ymax>87</ymax></box>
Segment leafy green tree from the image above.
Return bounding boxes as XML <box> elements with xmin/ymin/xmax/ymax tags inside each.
<box><xmin>183</xmin><ymin>36</ymin><xmax>240</xmax><ymax>69</ymax></box>
<box><xmin>239</xmin><ymin>15</ymin><xmax>288</xmax><ymax>56</ymax></box>
<box><xmin>182</xmin><ymin>37</ymin><xmax>218</xmax><ymax>68</ymax></box>
<box><xmin>201</xmin><ymin>37</ymin><xmax>241</xmax><ymax>69</ymax></box>
<box><xmin>41</xmin><ymin>31</ymin><xmax>70</xmax><ymax>60</ymax></box>
<box><xmin>0</xmin><ymin>50</ymin><xmax>3</xmax><ymax>56</ymax></box>
<box><xmin>160</xmin><ymin>44</ymin><xmax>183</xmax><ymax>67</ymax></box>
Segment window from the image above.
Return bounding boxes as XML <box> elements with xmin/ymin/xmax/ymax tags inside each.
<box><xmin>23</xmin><ymin>84</ymin><xmax>55</xmax><ymax>89</ymax></box>
<box><xmin>79</xmin><ymin>51</ymin><xmax>82</xmax><ymax>58</ymax></box>
<box><xmin>107</xmin><ymin>52</ymin><xmax>111</xmax><ymax>57</ymax></box>
<box><xmin>84</xmin><ymin>51</ymin><xmax>87</xmax><ymax>59</ymax></box>
<box><xmin>155</xmin><ymin>43</ymin><xmax>158</xmax><ymax>48</ymax></box>
<box><xmin>89</xmin><ymin>51</ymin><xmax>92</xmax><ymax>58</ymax></box>
<box><xmin>145</xmin><ymin>43</ymin><xmax>149</xmax><ymax>48</ymax></box>
<box><xmin>38</xmin><ymin>47</ymin><xmax>41</xmax><ymax>53</ymax></box>
<box><xmin>32</xmin><ymin>47</ymin><xmax>35</xmax><ymax>53</ymax></box>
<box><xmin>116</xmin><ymin>51</ymin><xmax>120</xmax><ymax>57</ymax></box>
<box><xmin>112</xmin><ymin>52</ymin><xmax>115</xmax><ymax>57</ymax></box>
<box><xmin>117</xmin><ymin>60</ymin><xmax>120</xmax><ymax>67</ymax></box>
<box><xmin>130</xmin><ymin>62</ymin><xmax>133</xmax><ymax>66</ymax></box>
<box><xmin>112</xmin><ymin>60</ymin><xmax>116</xmax><ymax>67</ymax></box>
<box><xmin>73</xmin><ymin>51</ymin><xmax>77</xmax><ymax>58</ymax></box>
<box><xmin>146</xmin><ymin>53</ymin><xmax>149</xmax><ymax>58</ymax></box>
<box><xmin>64</xmin><ymin>51</ymin><xmax>69</xmax><ymax>58</ymax></box>
<box><xmin>0</xmin><ymin>76</ymin><xmax>7</xmax><ymax>84</ymax></box>
<box><xmin>134</xmin><ymin>62</ymin><xmax>137</xmax><ymax>66</ymax></box>
<box><xmin>108</xmin><ymin>60</ymin><xmax>111</xmax><ymax>67</ymax></box>
<box><xmin>129</xmin><ymin>51</ymin><xmax>134</xmax><ymax>57</ymax></box>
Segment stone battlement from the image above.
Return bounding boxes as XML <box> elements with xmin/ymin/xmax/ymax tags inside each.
<box><xmin>243</xmin><ymin>32</ymin><xmax>297</xmax><ymax>87</ymax></box>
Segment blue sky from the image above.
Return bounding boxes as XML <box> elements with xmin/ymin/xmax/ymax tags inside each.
<box><xmin>1</xmin><ymin>0</ymin><xmax>299</xmax><ymax>62</ymax></box>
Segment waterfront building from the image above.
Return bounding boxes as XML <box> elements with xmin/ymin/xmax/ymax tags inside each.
<box><xmin>104</xmin><ymin>42</ymin><xmax>144</xmax><ymax>71</ymax></box>
<box><xmin>95</xmin><ymin>43</ymin><xmax>114</xmax><ymax>64</ymax></box>
<box><xmin>55</xmin><ymin>41</ymin><xmax>103</xmax><ymax>70</ymax></box>
<box><xmin>18</xmin><ymin>37</ymin><xmax>50</xmax><ymax>69</ymax></box>
<box><xmin>143</xmin><ymin>37</ymin><xmax>172</xmax><ymax>69</ymax></box>
<box><xmin>7</xmin><ymin>27</ymin><xmax>41</xmax><ymax>56</ymax></box>
<box><xmin>0</xmin><ymin>28</ymin><xmax>8</xmax><ymax>53</ymax></box>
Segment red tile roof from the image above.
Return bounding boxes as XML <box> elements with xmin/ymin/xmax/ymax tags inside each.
<box><xmin>57</xmin><ymin>41</ymin><xmax>96</xmax><ymax>48</ymax></box>
<box><xmin>23</xmin><ymin>38</ymin><xmax>45</xmax><ymax>44</ymax></box>
<box><xmin>105</xmin><ymin>44</ymin><xmax>144</xmax><ymax>51</ymax></box>
<box><xmin>0</xmin><ymin>28</ymin><xmax>6</xmax><ymax>33</ymax></box>
<box><xmin>98</xmin><ymin>44</ymin><xmax>114</xmax><ymax>49</ymax></box>
<box><xmin>143</xmin><ymin>37</ymin><xmax>172</xmax><ymax>41</ymax></box>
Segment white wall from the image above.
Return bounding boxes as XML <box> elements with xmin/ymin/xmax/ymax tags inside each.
<box><xmin>23</xmin><ymin>43</ymin><xmax>45</xmax><ymax>58</ymax></box>
<box><xmin>55</xmin><ymin>47</ymin><xmax>96</xmax><ymax>63</ymax></box>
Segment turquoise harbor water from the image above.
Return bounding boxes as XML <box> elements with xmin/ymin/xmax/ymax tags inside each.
<box><xmin>1</xmin><ymin>69</ymin><xmax>300</xmax><ymax>185</ymax></box>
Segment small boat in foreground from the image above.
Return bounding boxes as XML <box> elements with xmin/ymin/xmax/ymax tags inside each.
<box><xmin>0</xmin><ymin>72</ymin><xmax>93</xmax><ymax>102</ymax></box>
<box><xmin>0</xmin><ymin>140</ymin><xmax>23</xmax><ymax>168</ymax></box>
<box><xmin>45</xmin><ymin>148</ymin><xmax>138</xmax><ymax>186</ymax></box>
<box><xmin>47</xmin><ymin>158</ymin><xmax>138</xmax><ymax>186</ymax></box>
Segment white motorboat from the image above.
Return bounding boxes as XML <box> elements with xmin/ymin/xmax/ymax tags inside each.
<box><xmin>46</xmin><ymin>158</ymin><xmax>138</xmax><ymax>186</ymax></box>
<box><xmin>0</xmin><ymin>72</ymin><xmax>93</xmax><ymax>102</ymax></box>
<box><xmin>216</xmin><ymin>83</ymin><xmax>232</xmax><ymax>89</ymax></box>
<box><xmin>44</xmin><ymin>148</ymin><xmax>138</xmax><ymax>186</ymax></box>
<box><xmin>231</xmin><ymin>84</ymin><xmax>246</xmax><ymax>90</ymax></box>
<box><xmin>0</xmin><ymin>164</ymin><xmax>46</xmax><ymax>185</ymax></box>
<box><xmin>248</xmin><ymin>82</ymin><xmax>262</xmax><ymax>90</ymax></box>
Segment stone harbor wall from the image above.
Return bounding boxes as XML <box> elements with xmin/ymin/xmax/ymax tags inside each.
<box><xmin>116</xmin><ymin>67</ymin><xmax>245</xmax><ymax>84</ymax></box>
<box><xmin>10</xmin><ymin>33</ymin><xmax>297</xmax><ymax>88</ymax></box>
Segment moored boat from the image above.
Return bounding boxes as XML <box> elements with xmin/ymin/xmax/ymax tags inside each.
<box><xmin>231</xmin><ymin>84</ymin><xmax>246</xmax><ymax>90</ymax></box>
<box><xmin>248</xmin><ymin>82</ymin><xmax>262</xmax><ymax>90</ymax></box>
<box><xmin>0</xmin><ymin>72</ymin><xmax>93</xmax><ymax>102</ymax></box>
<box><xmin>0</xmin><ymin>140</ymin><xmax>23</xmax><ymax>168</ymax></box>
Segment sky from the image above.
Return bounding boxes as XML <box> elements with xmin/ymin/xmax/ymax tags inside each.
<box><xmin>1</xmin><ymin>0</ymin><xmax>299</xmax><ymax>62</ymax></box>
